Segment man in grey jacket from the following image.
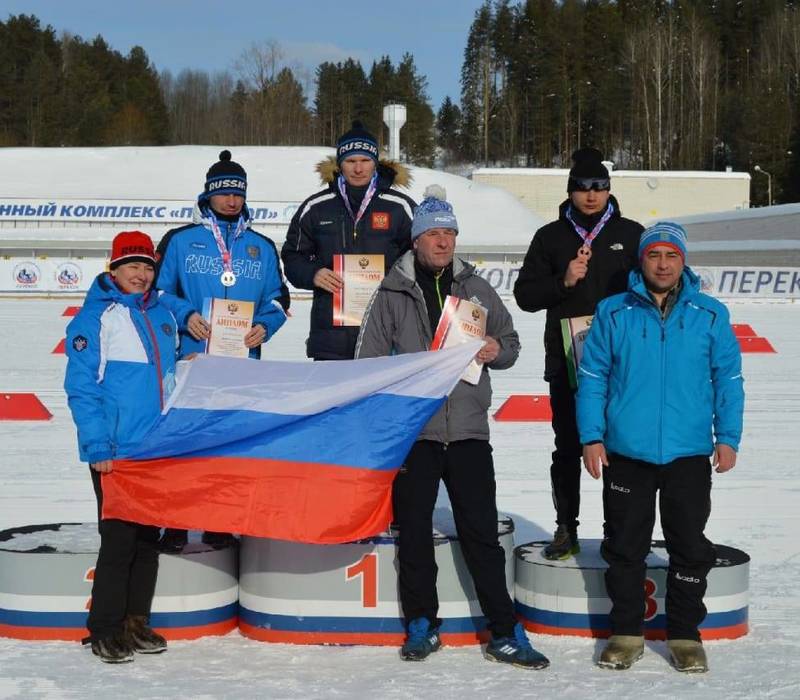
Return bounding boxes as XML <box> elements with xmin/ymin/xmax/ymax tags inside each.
<box><xmin>356</xmin><ymin>186</ymin><xmax>549</xmax><ymax>670</ymax></box>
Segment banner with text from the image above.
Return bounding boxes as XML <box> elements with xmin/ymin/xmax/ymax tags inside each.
<box><xmin>468</xmin><ymin>262</ymin><xmax>800</xmax><ymax>300</ymax></box>
<box><xmin>2</xmin><ymin>257</ymin><xmax>799</xmax><ymax>299</ymax></box>
<box><xmin>0</xmin><ymin>198</ymin><xmax>299</xmax><ymax>225</ymax></box>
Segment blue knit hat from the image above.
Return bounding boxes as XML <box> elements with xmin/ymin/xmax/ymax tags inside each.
<box><xmin>411</xmin><ymin>185</ymin><xmax>458</xmax><ymax>240</ymax></box>
<box><xmin>202</xmin><ymin>150</ymin><xmax>247</xmax><ymax>200</ymax></box>
<box><xmin>336</xmin><ymin>120</ymin><xmax>379</xmax><ymax>165</ymax></box>
<box><xmin>639</xmin><ymin>221</ymin><xmax>688</xmax><ymax>261</ymax></box>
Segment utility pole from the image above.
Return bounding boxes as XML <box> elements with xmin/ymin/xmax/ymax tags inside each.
<box><xmin>754</xmin><ymin>165</ymin><xmax>772</xmax><ymax>206</ymax></box>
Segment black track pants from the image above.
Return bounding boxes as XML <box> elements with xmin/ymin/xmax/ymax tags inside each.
<box><xmin>548</xmin><ymin>368</ymin><xmax>582</xmax><ymax>531</ymax></box>
<box><xmin>87</xmin><ymin>468</ymin><xmax>160</xmax><ymax>640</ymax></box>
<box><xmin>601</xmin><ymin>454</ymin><xmax>715</xmax><ymax>640</ymax></box>
<box><xmin>395</xmin><ymin>440</ymin><xmax>516</xmax><ymax>637</ymax></box>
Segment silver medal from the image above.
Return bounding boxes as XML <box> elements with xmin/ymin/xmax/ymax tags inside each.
<box><xmin>221</xmin><ymin>270</ymin><xmax>236</xmax><ymax>287</ymax></box>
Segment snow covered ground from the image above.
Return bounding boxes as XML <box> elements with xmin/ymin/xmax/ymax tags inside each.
<box><xmin>1</xmin><ymin>296</ymin><xmax>799</xmax><ymax>699</ymax></box>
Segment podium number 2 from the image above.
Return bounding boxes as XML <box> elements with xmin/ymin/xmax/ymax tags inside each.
<box><xmin>84</xmin><ymin>566</ymin><xmax>95</xmax><ymax>610</ymax></box>
<box><xmin>346</xmin><ymin>553</ymin><xmax>377</xmax><ymax>608</ymax></box>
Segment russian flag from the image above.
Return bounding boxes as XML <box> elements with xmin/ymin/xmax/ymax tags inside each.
<box><xmin>101</xmin><ymin>342</ymin><xmax>481</xmax><ymax>544</ymax></box>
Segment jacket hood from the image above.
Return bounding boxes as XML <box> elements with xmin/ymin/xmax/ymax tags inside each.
<box><xmin>316</xmin><ymin>155</ymin><xmax>412</xmax><ymax>190</ymax></box>
<box><xmin>84</xmin><ymin>272</ymin><xmax>157</xmax><ymax>311</ymax></box>
<box><xmin>558</xmin><ymin>194</ymin><xmax>623</xmax><ymax>222</ymax></box>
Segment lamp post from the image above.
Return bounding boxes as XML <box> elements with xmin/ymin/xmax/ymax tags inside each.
<box><xmin>754</xmin><ymin>165</ymin><xmax>772</xmax><ymax>206</ymax></box>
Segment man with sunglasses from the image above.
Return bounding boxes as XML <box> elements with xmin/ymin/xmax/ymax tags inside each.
<box><xmin>513</xmin><ymin>148</ymin><xmax>643</xmax><ymax>560</ymax></box>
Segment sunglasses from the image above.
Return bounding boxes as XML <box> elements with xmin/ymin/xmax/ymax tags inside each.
<box><xmin>572</xmin><ymin>178</ymin><xmax>610</xmax><ymax>192</ymax></box>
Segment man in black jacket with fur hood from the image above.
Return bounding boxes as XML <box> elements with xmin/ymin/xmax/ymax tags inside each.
<box><xmin>281</xmin><ymin>120</ymin><xmax>416</xmax><ymax>360</ymax></box>
<box><xmin>514</xmin><ymin>148</ymin><xmax>643</xmax><ymax>560</ymax></box>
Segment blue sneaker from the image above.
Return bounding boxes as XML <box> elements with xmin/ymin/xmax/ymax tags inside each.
<box><xmin>486</xmin><ymin>623</ymin><xmax>550</xmax><ymax>669</ymax></box>
<box><xmin>400</xmin><ymin>618</ymin><xmax>442</xmax><ymax>661</ymax></box>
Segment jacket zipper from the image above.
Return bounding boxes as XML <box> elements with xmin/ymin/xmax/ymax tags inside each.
<box><xmin>659</xmin><ymin>319</ymin><xmax>665</xmax><ymax>464</ymax></box>
<box><xmin>412</xmin><ymin>275</ymin><xmax>449</xmax><ymax>442</ymax></box>
<box><xmin>442</xmin><ymin>276</ymin><xmax>463</xmax><ymax>445</ymax></box>
<box><xmin>140</xmin><ymin>301</ymin><xmax>165</xmax><ymax>410</ymax></box>
<box><xmin>224</xmin><ymin>223</ymin><xmax>231</xmax><ymax>300</ymax></box>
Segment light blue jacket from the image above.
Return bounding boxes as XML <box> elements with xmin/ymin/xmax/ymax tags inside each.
<box><xmin>64</xmin><ymin>274</ymin><xmax>178</xmax><ymax>463</ymax></box>
<box><xmin>156</xmin><ymin>204</ymin><xmax>288</xmax><ymax>358</ymax></box>
<box><xmin>576</xmin><ymin>267</ymin><xmax>744</xmax><ymax>465</ymax></box>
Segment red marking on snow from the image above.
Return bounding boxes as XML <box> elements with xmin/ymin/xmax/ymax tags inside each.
<box><xmin>52</xmin><ymin>338</ymin><xmax>66</xmax><ymax>354</ymax></box>
<box><xmin>0</xmin><ymin>393</ymin><xmax>52</xmax><ymax>421</ymax></box>
<box><xmin>731</xmin><ymin>324</ymin><xmax>757</xmax><ymax>338</ymax></box>
<box><xmin>493</xmin><ymin>395</ymin><xmax>552</xmax><ymax>422</ymax></box>
<box><xmin>62</xmin><ymin>306</ymin><xmax>82</xmax><ymax>317</ymax></box>
<box><xmin>738</xmin><ymin>336</ymin><xmax>776</xmax><ymax>353</ymax></box>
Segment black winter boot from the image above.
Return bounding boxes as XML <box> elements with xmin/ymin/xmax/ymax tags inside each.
<box><xmin>543</xmin><ymin>525</ymin><xmax>579</xmax><ymax>560</ymax></box>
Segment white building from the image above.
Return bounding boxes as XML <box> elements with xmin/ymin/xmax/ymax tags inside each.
<box><xmin>472</xmin><ymin>167</ymin><xmax>751</xmax><ymax>224</ymax></box>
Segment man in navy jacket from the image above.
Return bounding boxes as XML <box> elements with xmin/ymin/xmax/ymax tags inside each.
<box><xmin>577</xmin><ymin>222</ymin><xmax>744</xmax><ymax>673</ymax></box>
<box><xmin>282</xmin><ymin>121</ymin><xmax>415</xmax><ymax>360</ymax></box>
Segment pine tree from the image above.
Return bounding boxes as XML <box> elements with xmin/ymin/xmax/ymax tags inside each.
<box><xmin>436</xmin><ymin>96</ymin><xmax>463</xmax><ymax>165</ymax></box>
<box><xmin>392</xmin><ymin>53</ymin><xmax>435</xmax><ymax>166</ymax></box>
<box><xmin>461</xmin><ymin>1</ymin><xmax>495</xmax><ymax>164</ymax></box>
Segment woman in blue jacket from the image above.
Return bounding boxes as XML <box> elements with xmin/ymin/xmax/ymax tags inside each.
<box><xmin>65</xmin><ymin>231</ymin><xmax>178</xmax><ymax>664</ymax></box>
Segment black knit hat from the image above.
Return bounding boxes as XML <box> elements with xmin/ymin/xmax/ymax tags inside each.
<box><xmin>202</xmin><ymin>150</ymin><xmax>247</xmax><ymax>199</ymax></box>
<box><xmin>336</xmin><ymin>120</ymin><xmax>379</xmax><ymax>165</ymax></box>
<box><xmin>567</xmin><ymin>147</ymin><xmax>610</xmax><ymax>192</ymax></box>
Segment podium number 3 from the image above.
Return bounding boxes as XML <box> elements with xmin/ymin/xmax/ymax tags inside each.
<box><xmin>644</xmin><ymin>578</ymin><xmax>658</xmax><ymax>621</ymax></box>
<box><xmin>346</xmin><ymin>553</ymin><xmax>378</xmax><ymax>608</ymax></box>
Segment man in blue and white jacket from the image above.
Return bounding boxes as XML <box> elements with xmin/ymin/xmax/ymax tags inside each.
<box><xmin>576</xmin><ymin>222</ymin><xmax>744</xmax><ymax>674</ymax></box>
<box><xmin>155</xmin><ymin>150</ymin><xmax>289</xmax><ymax>551</ymax></box>
<box><xmin>156</xmin><ymin>150</ymin><xmax>289</xmax><ymax>360</ymax></box>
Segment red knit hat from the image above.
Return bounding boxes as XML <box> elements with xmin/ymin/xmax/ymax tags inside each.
<box><xmin>110</xmin><ymin>231</ymin><xmax>157</xmax><ymax>270</ymax></box>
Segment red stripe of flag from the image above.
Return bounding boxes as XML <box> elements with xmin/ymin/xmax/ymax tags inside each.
<box><xmin>102</xmin><ymin>457</ymin><xmax>397</xmax><ymax>544</ymax></box>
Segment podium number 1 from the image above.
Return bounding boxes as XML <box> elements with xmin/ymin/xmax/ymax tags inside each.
<box><xmin>346</xmin><ymin>553</ymin><xmax>378</xmax><ymax>608</ymax></box>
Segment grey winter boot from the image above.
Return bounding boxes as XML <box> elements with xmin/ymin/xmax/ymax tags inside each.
<box><xmin>597</xmin><ymin>635</ymin><xmax>645</xmax><ymax>670</ymax></box>
<box><xmin>91</xmin><ymin>633</ymin><xmax>134</xmax><ymax>664</ymax></box>
<box><xmin>124</xmin><ymin>615</ymin><xmax>167</xmax><ymax>654</ymax></box>
<box><xmin>543</xmin><ymin>525</ymin><xmax>579</xmax><ymax>560</ymax></box>
<box><xmin>668</xmin><ymin>639</ymin><xmax>708</xmax><ymax>673</ymax></box>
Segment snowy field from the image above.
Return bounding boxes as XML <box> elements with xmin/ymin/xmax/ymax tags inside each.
<box><xmin>1</xmin><ymin>296</ymin><xmax>799</xmax><ymax>699</ymax></box>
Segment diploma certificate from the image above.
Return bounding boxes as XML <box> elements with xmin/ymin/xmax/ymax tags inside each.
<box><xmin>430</xmin><ymin>295</ymin><xmax>487</xmax><ymax>385</ymax></box>
<box><xmin>332</xmin><ymin>254</ymin><xmax>384</xmax><ymax>326</ymax></box>
<box><xmin>202</xmin><ymin>297</ymin><xmax>255</xmax><ymax>358</ymax></box>
<box><xmin>560</xmin><ymin>314</ymin><xmax>593</xmax><ymax>389</ymax></box>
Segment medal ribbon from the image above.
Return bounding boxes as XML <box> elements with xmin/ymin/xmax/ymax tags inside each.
<box><xmin>337</xmin><ymin>172</ymin><xmax>378</xmax><ymax>231</ymax></box>
<box><xmin>565</xmin><ymin>201</ymin><xmax>615</xmax><ymax>248</ymax></box>
<box><xmin>207</xmin><ymin>211</ymin><xmax>246</xmax><ymax>277</ymax></box>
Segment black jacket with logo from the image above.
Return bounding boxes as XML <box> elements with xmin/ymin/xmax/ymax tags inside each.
<box><xmin>513</xmin><ymin>196</ymin><xmax>643</xmax><ymax>380</ymax></box>
<box><xmin>281</xmin><ymin>157</ymin><xmax>416</xmax><ymax>360</ymax></box>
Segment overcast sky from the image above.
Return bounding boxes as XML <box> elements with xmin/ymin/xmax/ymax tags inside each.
<box><xmin>3</xmin><ymin>0</ymin><xmax>488</xmax><ymax>109</ymax></box>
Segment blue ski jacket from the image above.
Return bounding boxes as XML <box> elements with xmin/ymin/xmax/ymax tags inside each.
<box><xmin>64</xmin><ymin>273</ymin><xmax>178</xmax><ymax>464</ymax></box>
<box><xmin>156</xmin><ymin>204</ymin><xmax>288</xmax><ymax>358</ymax></box>
<box><xmin>576</xmin><ymin>266</ymin><xmax>744</xmax><ymax>465</ymax></box>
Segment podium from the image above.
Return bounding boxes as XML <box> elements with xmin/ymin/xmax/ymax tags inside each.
<box><xmin>515</xmin><ymin>539</ymin><xmax>749</xmax><ymax>640</ymax></box>
<box><xmin>0</xmin><ymin>523</ymin><xmax>238</xmax><ymax>640</ymax></box>
<box><xmin>239</xmin><ymin>515</ymin><xmax>515</xmax><ymax>646</ymax></box>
